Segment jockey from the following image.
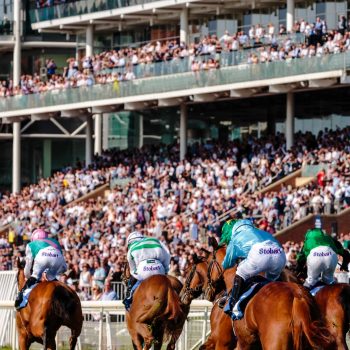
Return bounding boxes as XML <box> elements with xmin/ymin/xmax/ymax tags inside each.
<box><xmin>296</xmin><ymin>228</ymin><xmax>350</xmax><ymax>289</ymax></box>
<box><xmin>15</xmin><ymin>229</ymin><xmax>67</xmax><ymax>309</ymax></box>
<box><xmin>221</xmin><ymin>219</ymin><xmax>286</xmax><ymax>317</ymax></box>
<box><xmin>123</xmin><ymin>231</ymin><xmax>170</xmax><ymax>309</ymax></box>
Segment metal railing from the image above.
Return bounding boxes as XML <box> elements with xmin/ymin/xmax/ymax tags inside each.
<box><xmin>0</xmin><ymin>299</ymin><xmax>212</xmax><ymax>350</ymax></box>
<box><xmin>1</xmin><ymin>51</ymin><xmax>348</xmax><ymax>114</ymax></box>
<box><xmin>30</xmin><ymin>0</ymin><xmax>165</xmax><ymax>23</ymax></box>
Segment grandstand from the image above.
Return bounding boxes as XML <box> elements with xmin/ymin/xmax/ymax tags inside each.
<box><xmin>1</xmin><ymin>0</ymin><xmax>350</xmax><ymax>349</ymax></box>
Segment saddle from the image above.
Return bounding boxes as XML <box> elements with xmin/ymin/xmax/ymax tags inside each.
<box><xmin>309</xmin><ymin>281</ymin><xmax>329</xmax><ymax>297</ymax></box>
<box><xmin>227</xmin><ymin>275</ymin><xmax>269</xmax><ymax>320</ymax></box>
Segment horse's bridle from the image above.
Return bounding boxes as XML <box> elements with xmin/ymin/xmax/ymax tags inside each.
<box><xmin>205</xmin><ymin>249</ymin><xmax>224</xmax><ymax>298</ymax></box>
<box><xmin>182</xmin><ymin>263</ymin><xmax>204</xmax><ymax>301</ymax></box>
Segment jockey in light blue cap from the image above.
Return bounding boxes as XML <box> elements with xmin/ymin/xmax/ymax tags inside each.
<box><xmin>222</xmin><ymin>219</ymin><xmax>286</xmax><ymax>318</ymax></box>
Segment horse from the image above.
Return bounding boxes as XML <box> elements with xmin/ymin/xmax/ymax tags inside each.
<box><xmin>314</xmin><ymin>283</ymin><xmax>350</xmax><ymax>349</ymax></box>
<box><xmin>180</xmin><ymin>242</ymin><xmax>332</xmax><ymax>350</ymax></box>
<box><xmin>221</xmin><ymin>265</ymin><xmax>335</xmax><ymax>350</ymax></box>
<box><xmin>122</xmin><ymin>262</ymin><xmax>189</xmax><ymax>350</ymax></box>
<box><xmin>16</xmin><ymin>258</ymin><xmax>83</xmax><ymax>350</ymax></box>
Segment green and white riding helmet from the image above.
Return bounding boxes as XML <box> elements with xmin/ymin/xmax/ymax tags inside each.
<box><xmin>219</xmin><ymin>219</ymin><xmax>238</xmax><ymax>246</ymax></box>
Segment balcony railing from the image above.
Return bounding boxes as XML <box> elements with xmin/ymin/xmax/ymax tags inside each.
<box><xmin>30</xmin><ymin>0</ymin><xmax>164</xmax><ymax>23</ymax></box>
<box><xmin>1</xmin><ymin>52</ymin><xmax>348</xmax><ymax>114</ymax></box>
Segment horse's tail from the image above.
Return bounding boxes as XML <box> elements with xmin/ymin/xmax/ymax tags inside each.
<box><xmin>163</xmin><ymin>282</ymin><xmax>186</xmax><ymax>324</ymax></box>
<box><xmin>50</xmin><ymin>284</ymin><xmax>82</xmax><ymax>327</ymax></box>
<box><xmin>291</xmin><ymin>291</ymin><xmax>334</xmax><ymax>350</ymax></box>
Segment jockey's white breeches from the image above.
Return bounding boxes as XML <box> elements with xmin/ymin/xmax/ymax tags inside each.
<box><xmin>134</xmin><ymin>259</ymin><xmax>165</xmax><ymax>281</ymax></box>
<box><xmin>305</xmin><ymin>246</ymin><xmax>338</xmax><ymax>288</ymax></box>
<box><xmin>32</xmin><ymin>247</ymin><xmax>67</xmax><ymax>281</ymax></box>
<box><xmin>237</xmin><ymin>240</ymin><xmax>286</xmax><ymax>281</ymax></box>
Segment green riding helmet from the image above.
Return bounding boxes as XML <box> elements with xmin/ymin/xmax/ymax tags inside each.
<box><xmin>219</xmin><ymin>219</ymin><xmax>238</xmax><ymax>246</ymax></box>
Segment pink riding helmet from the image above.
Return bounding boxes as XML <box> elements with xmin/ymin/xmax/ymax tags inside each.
<box><xmin>31</xmin><ymin>229</ymin><xmax>48</xmax><ymax>241</ymax></box>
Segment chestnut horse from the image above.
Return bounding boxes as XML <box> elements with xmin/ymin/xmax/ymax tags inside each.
<box><xmin>293</xmin><ymin>260</ymin><xmax>350</xmax><ymax>348</ymax></box>
<box><xmin>180</xmin><ymin>244</ymin><xmax>301</xmax><ymax>350</ymax></box>
<box><xmin>221</xmin><ymin>266</ymin><xmax>335</xmax><ymax>350</ymax></box>
<box><xmin>314</xmin><ymin>283</ymin><xmax>350</xmax><ymax>349</ymax></box>
<box><xmin>122</xmin><ymin>263</ymin><xmax>189</xmax><ymax>350</ymax></box>
<box><xmin>16</xmin><ymin>259</ymin><xmax>83</xmax><ymax>350</ymax></box>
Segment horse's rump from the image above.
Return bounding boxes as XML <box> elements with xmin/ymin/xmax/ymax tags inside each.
<box><xmin>290</xmin><ymin>286</ymin><xmax>334</xmax><ymax>350</ymax></box>
<box><xmin>315</xmin><ymin>283</ymin><xmax>350</xmax><ymax>346</ymax></box>
<box><xmin>50</xmin><ymin>282</ymin><xmax>82</xmax><ymax>327</ymax></box>
<box><xmin>135</xmin><ymin>275</ymin><xmax>185</xmax><ymax>325</ymax></box>
<box><xmin>240</xmin><ymin>282</ymin><xmax>334</xmax><ymax>350</ymax></box>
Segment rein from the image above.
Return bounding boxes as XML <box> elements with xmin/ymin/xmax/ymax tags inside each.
<box><xmin>183</xmin><ymin>263</ymin><xmax>203</xmax><ymax>299</ymax></box>
<box><xmin>206</xmin><ymin>249</ymin><xmax>224</xmax><ymax>297</ymax></box>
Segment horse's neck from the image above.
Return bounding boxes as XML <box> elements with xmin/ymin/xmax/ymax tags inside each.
<box><xmin>216</xmin><ymin>247</ymin><xmax>226</xmax><ymax>264</ymax></box>
<box><xmin>223</xmin><ymin>267</ymin><xmax>236</xmax><ymax>291</ymax></box>
<box><xmin>18</xmin><ymin>269</ymin><xmax>26</xmax><ymax>290</ymax></box>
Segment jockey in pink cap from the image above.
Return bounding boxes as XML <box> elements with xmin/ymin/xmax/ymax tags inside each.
<box><xmin>15</xmin><ymin>228</ymin><xmax>67</xmax><ymax>310</ymax></box>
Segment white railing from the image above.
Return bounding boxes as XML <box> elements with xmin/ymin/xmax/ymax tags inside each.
<box><xmin>0</xmin><ymin>272</ymin><xmax>17</xmax><ymax>347</ymax></box>
<box><xmin>0</xmin><ymin>300</ymin><xmax>212</xmax><ymax>350</ymax></box>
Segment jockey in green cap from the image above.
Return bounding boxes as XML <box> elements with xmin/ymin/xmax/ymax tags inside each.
<box><xmin>219</xmin><ymin>219</ymin><xmax>238</xmax><ymax>246</ymax></box>
<box><xmin>296</xmin><ymin>228</ymin><xmax>350</xmax><ymax>289</ymax></box>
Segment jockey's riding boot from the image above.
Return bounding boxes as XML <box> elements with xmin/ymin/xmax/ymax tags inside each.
<box><xmin>218</xmin><ymin>291</ymin><xmax>227</xmax><ymax>309</ymax></box>
<box><xmin>122</xmin><ymin>277</ymin><xmax>137</xmax><ymax>310</ymax></box>
<box><xmin>15</xmin><ymin>276</ymin><xmax>38</xmax><ymax>309</ymax></box>
<box><xmin>225</xmin><ymin>275</ymin><xmax>245</xmax><ymax>317</ymax></box>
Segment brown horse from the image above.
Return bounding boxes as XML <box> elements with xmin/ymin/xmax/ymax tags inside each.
<box><xmin>291</xmin><ymin>262</ymin><xmax>350</xmax><ymax>348</ymax></box>
<box><xmin>180</xmin><ymin>245</ymin><xmax>302</xmax><ymax>350</ymax></box>
<box><xmin>314</xmin><ymin>283</ymin><xmax>350</xmax><ymax>349</ymax></box>
<box><xmin>178</xmin><ymin>248</ymin><xmax>237</xmax><ymax>350</ymax></box>
<box><xmin>16</xmin><ymin>259</ymin><xmax>83</xmax><ymax>350</ymax></box>
<box><xmin>123</xmin><ymin>263</ymin><xmax>189</xmax><ymax>350</ymax></box>
<box><xmin>221</xmin><ymin>266</ymin><xmax>335</xmax><ymax>350</ymax></box>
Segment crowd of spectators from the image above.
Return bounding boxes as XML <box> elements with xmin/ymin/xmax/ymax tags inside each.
<box><xmin>1</xmin><ymin>127</ymin><xmax>350</xmax><ymax>300</ymax></box>
<box><xmin>2</xmin><ymin>15</ymin><xmax>350</xmax><ymax>98</ymax></box>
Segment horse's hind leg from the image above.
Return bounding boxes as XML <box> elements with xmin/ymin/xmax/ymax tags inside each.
<box><xmin>43</xmin><ymin>327</ymin><xmax>57</xmax><ymax>350</ymax></box>
<box><xmin>153</xmin><ymin>325</ymin><xmax>164</xmax><ymax>350</ymax></box>
<box><xmin>69</xmin><ymin>327</ymin><xmax>82</xmax><ymax>350</ymax></box>
<box><xmin>44</xmin><ymin>336</ymin><xmax>56</xmax><ymax>350</ymax></box>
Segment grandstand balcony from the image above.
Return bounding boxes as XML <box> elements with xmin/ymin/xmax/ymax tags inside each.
<box><xmin>1</xmin><ymin>51</ymin><xmax>349</xmax><ymax>119</ymax></box>
<box><xmin>29</xmin><ymin>0</ymin><xmax>305</xmax><ymax>31</ymax></box>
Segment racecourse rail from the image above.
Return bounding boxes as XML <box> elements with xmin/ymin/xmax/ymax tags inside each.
<box><xmin>0</xmin><ymin>300</ymin><xmax>212</xmax><ymax>350</ymax></box>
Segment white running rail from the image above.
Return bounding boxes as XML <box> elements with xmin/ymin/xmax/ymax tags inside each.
<box><xmin>0</xmin><ymin>271</ymin><xmax>17</xmax><ymax>347</ymax></box>
<box><xmin>0</xmin><ymin>300</ymin><xmax>212</xmax><ymax>350</ymax></box>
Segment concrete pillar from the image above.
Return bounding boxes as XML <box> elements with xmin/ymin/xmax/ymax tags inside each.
<box><xmin>43</xmin><ymin>139</ymin><xmax>52</xmax><ymax>178</ymax></box>
<box><xmin>86</xmin><ymin>25</ymin><xmax>94</xmax><ymax>58</ymax></box>
<box><xmin>180</xmin><ymin>103</ymin><xmax>187</xmax><ymax>160</ymax></box>
<box><xmin>12</xmin><ymin>122</ymin><xmax>21</xmax><ymax>193</ymax></box>
<box><xmin>85</xmin><ymin>116</ymin><xmax>93</xmax><ymax>166</ymax></box>
<box><xmin>94</xmin><ymin>113</ymin><xmax>102</xmax><ymax>155</ymax></box>
<box><xmin>286</xmin><ymin>92</ymin><xmax>294</xmax><ymax>150</ymax></box>
<box><xmin>139</xmin><ymin>114</ymin><xmax>143</xmax><ymax>149</ymax></box>
<box><xmin>13</xmin><ymin>0</ymin><xmax>21</xmax><ymax>86</ymax></box>
<box><xmin>102</xmin><ymin>114</ymin><xmax>109</xmax><ymax>151</ymax></box>
<box><xmin>180</xmin><ymin>8</ymin><xmax>189</xmax><ymax>45</ymax></box>
<box><xmin>286</xmin><ymin>0</ymin><xmax>295</xmax><ymax>33</ymax></box>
